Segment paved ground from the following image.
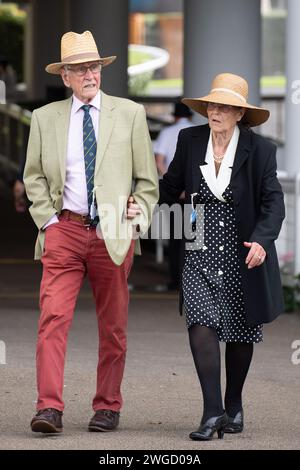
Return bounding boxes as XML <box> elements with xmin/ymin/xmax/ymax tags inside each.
<box><xmin>1</xmin><ymin>272</ymin><xmax>300</xmax><ymax>450</ymax></box>
<box><xmin>0</xmin><ymin>192</ymin><xmax>299</xmax><ymax>450</ymax></box>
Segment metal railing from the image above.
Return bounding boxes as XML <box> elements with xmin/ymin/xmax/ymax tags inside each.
<box><xmin>277</xmin><ymin>173</ymin><xmax>300</xmax><ymax>277</ymax></box>
<box><xmin>1</xmin><ymin>100</ymin><xmax>298</xmax><ymax>277</ymax></box>
<box><xmin>0</xmin><ymin>94</ymin><xmax>286</xmax><ymax>176</ymax></box>
<box><xmin>0</xmin><ymin>103</ymin><xmax>31</xmax><ymax>184</ymax></box>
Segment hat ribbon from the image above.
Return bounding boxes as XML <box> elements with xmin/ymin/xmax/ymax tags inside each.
<box><xmin>210</xmin><ymin>87</ymin><xmax>247</xmax><ymax>103</ymax></box>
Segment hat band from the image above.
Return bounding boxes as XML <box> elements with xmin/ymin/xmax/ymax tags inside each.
<box><xmin>62</xmin><ymin>52</ymin><xmax>100</xmax><ymax>63</ymax></box>
<box><xmin>211</xmin><ymin>87</ymin><xmax>247</xmax><ymax>103</ymax></box>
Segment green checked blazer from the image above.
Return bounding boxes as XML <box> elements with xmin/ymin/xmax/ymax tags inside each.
<box><xmin>24</xmin><ymin>91</ymin><xmax>159</xmax><ymax>265</ymax></box>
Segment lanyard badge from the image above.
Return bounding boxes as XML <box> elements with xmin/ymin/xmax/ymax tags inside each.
<box><xmin>190</xmin><ymin>192</ymin><xmax>198</xmax><ymax>232</ymax></box>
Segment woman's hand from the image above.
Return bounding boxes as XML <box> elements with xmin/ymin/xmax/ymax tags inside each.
<box><xmin>126</xmin><ymin>196</ymin><xmax>141</xmax><ymax>220</ymax></box>
<box><xmin>244</xmin><ymin>241</ymin><xmax>266</xmax><ymax>269</ymax></box>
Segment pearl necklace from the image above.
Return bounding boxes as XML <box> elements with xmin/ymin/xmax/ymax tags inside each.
<box><xmin>213</xmin><ymin>153</ymin><xmax>225</xmax><ymax>163</ymax></box>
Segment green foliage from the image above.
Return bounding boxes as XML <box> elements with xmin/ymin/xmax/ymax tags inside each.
<box><xmin>262</xmin><ymin>13</ymin><xmax>286</xmax><ymax>77</ymax></box>
<box><xmin>129</xmin><ymin>50</ymin><xmax>152</xmax><ymax>66</ymax></box>
<box><xmin>128</xmin><ymin>70</ymin><xmax>153</xmax><ymax>96</ymax></box>
<box><xmin>0</xmin><ymin>4</ymin><xmax>26</xmax><ymax>82</ymax></box>
<box><xmin>282</xmin><ymin>274</ymin><xmax>300</xmax><ymax>313</ymax></box>
<box><xmin>128</xmin><ymin>49</ymin><xmax>153</xmax><ymax>95</ymax></box>
<box><xmin>260</xmin><ymin>75</ymin><xmax>286</xmax><ymax>90</ymax></box>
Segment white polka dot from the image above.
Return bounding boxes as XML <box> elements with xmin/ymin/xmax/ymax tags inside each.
<box><xmin>183</xmin><ymin>178</ymin><xmax>263</xmax><ymax>343</ymax></box>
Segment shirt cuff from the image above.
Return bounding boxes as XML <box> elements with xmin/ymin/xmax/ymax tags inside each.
<box><xmin>42</xmin><ymin>214</ymin><xmax>59</xmax><ymax>230</ymax></box>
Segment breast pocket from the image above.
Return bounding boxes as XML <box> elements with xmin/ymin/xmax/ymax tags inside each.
<box><xmin>109</xmin><ymin>127</ymin><xmax>131</xmax><ymax>145</ymax></box>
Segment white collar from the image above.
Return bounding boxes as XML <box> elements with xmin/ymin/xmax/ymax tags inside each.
<box><xmin>72</xmin><ymin>90</ymin><xmax>101</xmax><ymax>114</ymax></box>
<box><xmin>200</xmin><ymin>125</ymin><xmax>240</xmax><ymax>202</ymax></box>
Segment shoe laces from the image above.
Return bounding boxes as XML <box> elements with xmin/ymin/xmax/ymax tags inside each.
<box><xmin>37</xmin><ymin>408</ymin><xmax>61</xmax><ymax>418</ymax></box>
<box><xmin>102</xmin><ymin>409</ymin><xmax>118</xmax><ymax>417</ymax></box>
<box><xmin>96</xmin><ymin>409</ymin><xmax>119</xmax><ymax>421</ymax></box>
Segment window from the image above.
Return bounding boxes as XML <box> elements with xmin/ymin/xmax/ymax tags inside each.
<box><xmin>128</xmin><ymin>0</ymin><xmax>184</xmax><ymax>97</ymax></box>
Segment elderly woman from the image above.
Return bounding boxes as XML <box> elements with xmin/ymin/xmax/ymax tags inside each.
<box><xmin>158</xmin><ymin>73</ymin><xmax>285</xmax><ymax>440</ymax></box>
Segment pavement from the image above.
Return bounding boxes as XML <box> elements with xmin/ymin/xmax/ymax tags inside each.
<box><xmin>0</xmin><ymin>191</ymin><xmax>300</xmax><ymax>450</ymax></box>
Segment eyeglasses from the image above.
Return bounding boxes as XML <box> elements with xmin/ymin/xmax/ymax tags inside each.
<box><xmin>66</xmin><ymin>63</ymin><xmax>102</xmax><ymax>76</ymax></box>
<box><xmin>207</xmin><ymin>102</ymin><xmax>233</xmax><ymax>113</ymax></box>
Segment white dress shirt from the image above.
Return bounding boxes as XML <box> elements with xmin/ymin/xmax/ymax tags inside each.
<box><xmin>153</xmin><ymin>117</ymin><xmax>192</xmax><ymax>168</ymax></box>
<box><xmin>43</xmin><ymin>91</ymin><xmax>101</xmax><ymax>229</ymax></box>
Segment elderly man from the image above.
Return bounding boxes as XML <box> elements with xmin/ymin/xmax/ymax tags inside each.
<box><xmin>24</xmin><ymin>31</ymin><xmax>158</xmax><ymax>434</ymax></box>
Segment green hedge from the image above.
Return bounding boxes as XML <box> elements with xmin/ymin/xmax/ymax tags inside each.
<box><xmin>0</xmin><ymin>4</ymin><xmax>26</xmax><ymax>82</ymax></box>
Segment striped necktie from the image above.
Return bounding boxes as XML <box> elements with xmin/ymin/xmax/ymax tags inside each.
<box><xmin>82</xmin><ymin>104</ymin><xmax>97</xmax><ymax>216</ymax></box>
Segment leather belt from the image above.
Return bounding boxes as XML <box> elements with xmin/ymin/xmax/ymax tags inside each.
<box><xmin>60</xmin><ymin>209</ymin><xmax>97</xmax><ymax>227</ymax></box>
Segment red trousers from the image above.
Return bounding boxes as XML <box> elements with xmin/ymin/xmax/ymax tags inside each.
<box><xmin>36</xmin><ymin>215</ymin><xmax>134</xmax><ymax>412</ymax></box>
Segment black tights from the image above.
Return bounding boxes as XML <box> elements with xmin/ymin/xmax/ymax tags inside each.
<box><xmin>188</xmin><ymin>324</ymin><xmax>253</xmax><ymax>422</ymax></box>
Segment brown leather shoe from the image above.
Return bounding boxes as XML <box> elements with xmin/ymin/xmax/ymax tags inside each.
<box><xmin>88</xmin><ymin>409</ymin><xmax>120</xmax><ymax>432</ymax></box>
<box><xmin>31</xmin><ymin>408</ymin><xmax>63</xmax><ymax>433</ymax></box>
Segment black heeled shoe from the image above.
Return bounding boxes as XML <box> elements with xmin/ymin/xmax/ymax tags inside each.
<box><xmin>189</xmin><ymin>412</ymin><xmax>228</xmax><ymax>441</ymax></box>
<box><xmin>224</xmin><ymin>409</ymin><xmax>244</xmax><ymax>433</ymax></box>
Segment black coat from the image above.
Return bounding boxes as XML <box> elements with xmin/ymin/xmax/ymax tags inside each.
<box><xmin>159</xmin><ymin>124</ymin><xmax>285</xmax><ymax>325</ymax></box>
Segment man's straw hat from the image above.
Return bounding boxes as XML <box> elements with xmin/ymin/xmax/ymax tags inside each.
<box><xmin>182</xmin><ymin>73</ymin><xmax>270</xmax><ymax>127</ymax></box>
<box><xmin>45</xmin><ymin>30</ymin><xmax>116</xmax><ymax>75</ymax></box>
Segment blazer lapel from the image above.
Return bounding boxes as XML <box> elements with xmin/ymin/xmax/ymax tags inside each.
<box><xmin>55</xmin><ymin>98</ymin><xmax>72</xmax><ymax>184</ymax></box>
<box><xmin>230</xmin><ymin>126</ymin><xmax>251</xmax><ymax>182</ymax></box>
<box><xmin>191</xmin><ymin>124</ymin><xmax>210</xmax><ymax>193</ymax></box>
<box><xmin>95</xmin><ymin>91</ymin><xmax>116</xmax><ymax>176</ymax></box>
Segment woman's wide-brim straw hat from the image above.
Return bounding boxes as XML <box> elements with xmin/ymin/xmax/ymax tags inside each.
<box><xmin>182</xmin><ymin>73</ymin><xmax>270</xmax><ymax>127</ymax></box>
<box><xmin>45</xmin><ymin>30</ymin><xmax>116</xmax><ymax>75</ymax></box>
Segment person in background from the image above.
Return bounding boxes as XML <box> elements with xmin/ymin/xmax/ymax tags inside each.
<box><xmin>154</xmin><ymin>102</ymin><xmax>193</xmax><ymax>177</ymax></box>
<box><xmin>154</xmin><ymin>102</ymin><xmax>193</xmax><ymax>290</ymax></box>
<box><xmin>0</xmin><ymin>56</ymin><xmax>17</xmax><ymax>103</ymax></box>
<box><xmin>12</xmin><ymin>158</ymin><xmax>27</xmax><ymax>213</ymax></box>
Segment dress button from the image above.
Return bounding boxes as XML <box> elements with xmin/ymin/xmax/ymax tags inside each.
<box><xmin>58</xmin><ymin>190</ymin><xmax>62</xmax><ymax>195</ymax></box>
<box><xmin>219</xmin><ymin>246</ymin><xmax>224</xmax><ymax>251</ymax></box>
<box><xmin>219</xmin><ymin>221</ymin><xmax>224</xmax><ymax>227</ymax></box>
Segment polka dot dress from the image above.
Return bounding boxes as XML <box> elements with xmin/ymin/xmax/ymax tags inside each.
<box><xmin>182</xmin><ymin>177</ymin><xmax>263</xmax><ymax>343</ymax></box>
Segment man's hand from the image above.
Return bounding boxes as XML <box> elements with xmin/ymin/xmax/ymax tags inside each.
<box><xmin>244</xmin><ymin>241</ymin><xmax>266</xmax><ymax>269</ymax></box>
<box><xmin>126</xmin><ymin>196</ymin><xmax>141</xmax><ymax>220</ymax></box>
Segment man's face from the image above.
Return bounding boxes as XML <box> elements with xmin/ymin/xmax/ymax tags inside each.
<box><xmin>60</xmin><ymin>61</ymin><xmax>101</xmax><ymax>103</ymax></box>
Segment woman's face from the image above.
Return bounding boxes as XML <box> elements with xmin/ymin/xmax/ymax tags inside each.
<box><xmin>207</xmin><ymin>103</ymin><xmax>245</xmax><ymax>134</ymax></box>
